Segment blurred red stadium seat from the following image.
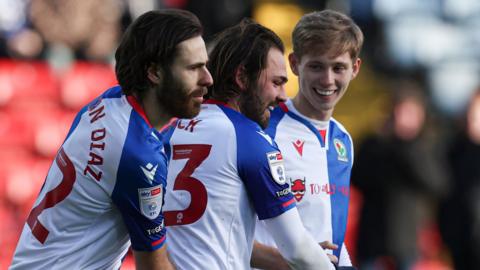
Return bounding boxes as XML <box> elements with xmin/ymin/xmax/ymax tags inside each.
<box><xmin>0</xmin><ymin>202</ymin><xmax>21</xmax><ymax>269</ymax></box>
<box><xmin>0</xmin><ymin>151</ymin><xmax>50</xmax><ymax>216</ymax></box>
<box><xmin>60</xmin><ymin>61</ymin><xmax>117</xmax><ymax>110</ymax></box>
<box><xmin>0</xmin><ymin>107</ymin><xmax>75</xmax><ymax>157</ymax></box>
<box><xmin>0</xmin><ymin>152</ymin><xmax>51</xmax><ymax>268</ymax></box>
<box><xmin>33</xmin><ymin>110</ymin><xmax>76</xmax><ymax>158</ymax></box>
<box><xmin>0</xmin><ymin>59</ymin><xmax>59</xmax><ymax>107</ymax></box>
<box><xmin>0</xmin><ymin>110</ymin><xmax>35</xmax><ymax>151</ymax></box>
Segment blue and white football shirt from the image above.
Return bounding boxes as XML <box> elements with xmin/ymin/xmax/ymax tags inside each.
<box><xmin>11</xmin><ymin>86</ymin><xmax>167</xmax><ymax>269</ymax></box>
<box><xmin>254</xmin><ymin>99</ymin><xmax>354</xmax><ymax>266</ymax></box>
<box><xmin>162</xmin><ymin>100</ymin><xmax>296</xmax><ymax>270</ymax></box>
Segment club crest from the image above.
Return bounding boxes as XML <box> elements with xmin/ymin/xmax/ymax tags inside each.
<box><xmin>333</xmin><ymin>138</ymin><xmax>348</xmax><ymax>162</ymax></box>
<box><xmin>290</xmin><ymin>178</ymin><xmax>306</xmax><ymax>202</ymax></box>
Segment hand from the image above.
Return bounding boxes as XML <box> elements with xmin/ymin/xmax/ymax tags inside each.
<box><xmin>319</xmin><ymin>241</ymin><xmax>338</xmax><ymax>265</ymax></box>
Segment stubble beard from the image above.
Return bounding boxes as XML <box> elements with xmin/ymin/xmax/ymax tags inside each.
<box><xmin>156</xmin><ymin>70</ymin><xmax>201</xmax><ymax>119</ymax></box>
<box><xmin>239</xmin><ymin>85</ymin><xmax>269</xmax><ymax>129</ymax></box>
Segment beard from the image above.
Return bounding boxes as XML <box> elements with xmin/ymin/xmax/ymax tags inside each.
<box><xmin>156</xmin><ymin>69</ymin><xmax>204</xmax><ymax>119</ymax></box>
<box><xmin>239</xmin><ymin>85</ymin><xmax>270</xmax><ymax>129</ymax></box>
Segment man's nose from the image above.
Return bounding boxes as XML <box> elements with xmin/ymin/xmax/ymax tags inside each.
<box><xmin>319</xmin><ymin>70</ymin><xmax>334</xmax><ymax>87</ymax></box>
<box><xmin>276</xmin><ymin>84</ymin><xmax>287</xmax><ymax>103</ymax></box>
<box><xmin>200</xmin><ymin>67</ymin><xmax>213</xmax><ymax>87</ymax></box>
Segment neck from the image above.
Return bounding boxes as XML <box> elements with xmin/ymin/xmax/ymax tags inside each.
<box><xmin>227</xmin><ymin>99</ymin><xmax>240</xmax><ymax>112</ymax></box>
<box><xmin>292</xmin><ymin>93</ymin><xmax>331</xmax><ymax>121</ymax></box>
<box><xmin>136</xmin><ymin>93</ymin><xmax>172</xmax><ymax>130</ymax></box>
<box><xmin>211</xmin><ymin>95</ymin><xmax>240</xmax><ymax>112</ymax></box>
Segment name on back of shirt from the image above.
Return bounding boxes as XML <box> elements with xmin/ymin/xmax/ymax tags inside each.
<box><xmin>83</xmin><ymin>98</ymin><xmax>107</xmax><ymax>181</ymax></box>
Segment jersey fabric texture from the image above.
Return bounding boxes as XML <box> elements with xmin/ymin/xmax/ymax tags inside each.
<box><xmin>254</xmin><ymin>99</ymin><xmax>354</xmax><ymax>266</ymax></box>
<box><xmin>11</xmin><ymin>86</ymin><xmax>167</xmax><ymax>270</ymax></box>
<box><xmin>162</xmin><ymin>101</ymin><xmax>296</xmax><ymax>270</ymax></box>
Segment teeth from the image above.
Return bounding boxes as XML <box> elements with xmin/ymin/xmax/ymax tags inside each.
<box><xmin>268</xmin><ymin>106</ymin><xmax>274</xmax><ymax>111</ymax></box>
<box><xmin>314</xmin><ymin>88</ymin><xmax>335</xmax><ymax>96</ymax></box>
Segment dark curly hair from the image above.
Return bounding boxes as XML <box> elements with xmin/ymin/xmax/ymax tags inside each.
<box><xmin>207</xmin><ymin>18</ymin><xmax>284</xmax><ymax>102</ymax></box>
<box><xmin>115</xmin><ymin>9</ymin><xmax>203</xmax><ymax>96</ymax></box>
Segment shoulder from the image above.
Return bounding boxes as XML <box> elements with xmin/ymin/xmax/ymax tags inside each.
<box><xmin>168</xmin><ymin>104</ymin><xmax>237</xmax><ymax>143</ymax></box>
<box><xmin>330</xmin><ymin>118</ymin><xmax>351</xmax><ymax>137</ymax></box>
<box><xmin>330</xmin><ymin>118</ymin><xmax>354</xmax><ymax>162</ymax></box>
<box><xmin>213</xmin><ymin>105</ymin><xmax>274</xmax><ymax>146</ymax></box>
<box><xmin>125</xmin><ymin>129</ymin><xmax>165</xmax><ymax>160</ymax></box>
<box><xmin>115</xmin><ymin>131</ymin><xmax>168</xmax><ymax>195</ymax></box>
<box><xmin>330</xmin><ymin>118</ymin><xmax>353</xmax><ymax>143</ymax></box>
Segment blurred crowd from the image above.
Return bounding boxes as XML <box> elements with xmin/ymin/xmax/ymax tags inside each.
<box><xmin>1</xmin><ymin>0</ymin><xmax>480</xmax><ymax>269</ymax></box>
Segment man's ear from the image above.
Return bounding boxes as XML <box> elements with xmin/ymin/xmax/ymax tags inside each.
<box><xmin>147</xmin><ymin>64</ymin><xmax>161</xmax><ymax>84</ymax></box>
<box><xmin>351</xmin><ymin>57</ymin><xmax>362</xmax><ymax>80</ymax></box>
<box><xmin>235</xmin><ymin>66</ymin><xmax>247</xmax><ymax>91</ymax></box>
<box><xmin>288</xmin><ymin>53</ymin><xmax>299</xmax><ymax>76</ymax></box>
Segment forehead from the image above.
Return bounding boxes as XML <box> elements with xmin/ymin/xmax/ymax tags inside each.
<box><xmin>173</xmin><ymin>35</ymin><xmax>208</xmax><ymax>65</ymax></box>
<box><xmin>264</xmin><ymin>47</ymin><xmax>287</xmax><ymax>76</ymax></box>
<box><xmin>300</xmin><ymin>49</ymin><xmax>353</xmax><ymax>65</ymax></box>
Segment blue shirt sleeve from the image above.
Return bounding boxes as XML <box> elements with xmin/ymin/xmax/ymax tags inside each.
<box><xmin>111</xmin><ymin>112</ymin><xmax>167</xmax><ymax>251</ymax></box>
<box><xmin>235</xmin><ymin>121</ymin><xmax>296</xmax><ymax>220</ymax></box>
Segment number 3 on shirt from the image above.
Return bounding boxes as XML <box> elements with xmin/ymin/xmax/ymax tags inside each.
<box><xmin>164</xmin><ymin>144</ymin><xmax>211</xmax><ymax>226</ymax></box>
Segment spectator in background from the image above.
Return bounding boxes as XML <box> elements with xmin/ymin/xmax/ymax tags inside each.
<box><xmin>352</xmin><ymin>80</ymin><xmax>448</xmax><ymax>270</ymax></box>
<box><xmin>439</xmin><ymin>89</ymin><xmax>480</xmax><ymax>270</ymax></box>
<box><xmin>0</xmin><ymin>0</ymin><xmax>43</xmax><ymax>59</ymax></box>
<box><xmin>28</xmin><ymin>0</ymin><xmax>124</xmax><ymax>62</ymax></box>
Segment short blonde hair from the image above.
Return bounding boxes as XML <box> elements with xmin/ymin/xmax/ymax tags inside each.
<box><xmin>292</xmin><ymin>10</ymin><xmax>364</xmax><ymax>60</ymax></box>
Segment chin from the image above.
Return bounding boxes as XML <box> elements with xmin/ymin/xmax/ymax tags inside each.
<box><xmin>172</xmin><ymin>104</ymin><xmax>196</xmax><ymax>119</ymax></box>
<box><xmin>189</xmin><ymin>104</ymin><xmax>203</xmax><ymax>118</ymax></box>
<box><xmin>182</xmin><ymin>109</ymin><xmax>201</xmax><ymax>119</ymax></box>
<box><xmin>258</xmin><ymin>114</ymin><xmax>270</xmax><ymax>129</ymax></box>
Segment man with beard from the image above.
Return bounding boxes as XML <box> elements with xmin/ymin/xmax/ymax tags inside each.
<box><xmin>162</xmin><ymin>18</ymin><xmax>335</xmax><ymax>270</ymax></box>
<box><xmin>10</xmin><ymin>9</ymin><xmax>212</xmax><ymax>270</ymax></box>
<box><xmin>254</xmin><ymin>10</ymin><xmax>363</xmax><ymax>269</ymax></box>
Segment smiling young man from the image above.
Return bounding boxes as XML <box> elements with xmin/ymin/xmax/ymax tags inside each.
<box><xmin>254</xmin><ymin>9</ymin><xmax>363</xmax><ymax>269</ymax></box>
<box><xmin>162</xmin><ymin>18</ymin><xmax>335</xmax><ymax>270</ymax></box>
<box><xmin>10</xmin><ymin>9</ymin><xmax>212</xmax><ymax>270</ymax></box>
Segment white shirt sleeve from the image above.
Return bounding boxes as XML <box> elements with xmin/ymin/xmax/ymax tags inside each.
<box><xmin>263</xmin><ymin>208</ymin><xmax>335</xmax><ymax>270</ymax></box>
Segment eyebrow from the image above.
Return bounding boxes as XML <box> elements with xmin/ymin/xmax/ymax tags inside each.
<box><xmin>187</xmin><ymin>61</ymin><xmax>207</xmax><ymax>69</ymax></box>
<box><xmin>276</xmin><ymin>76</ymin><xmax>288</xmax><ymax>83</ymax></box>
<box><xmin>307</xmin><ymin>60</ymin><xmax>349</xmax><ymax>66</ymax></box>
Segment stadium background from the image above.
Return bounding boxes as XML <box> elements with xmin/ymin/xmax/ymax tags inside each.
<box><xmin>1</xmin><ymin>0</ymin><xmax>479</xmax><ymax>269</ymax></box>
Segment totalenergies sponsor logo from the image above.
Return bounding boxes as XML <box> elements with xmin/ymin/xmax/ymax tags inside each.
<box><xmin>289</xmin><ymin>177</ymin><xmax>350</xmax><ymax>199</ymax></box>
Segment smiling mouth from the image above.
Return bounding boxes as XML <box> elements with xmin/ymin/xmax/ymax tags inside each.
<box><xmin>314</xmin><ymin>87</ymin><xmax>336</xmax><ymax>96</ymax></box>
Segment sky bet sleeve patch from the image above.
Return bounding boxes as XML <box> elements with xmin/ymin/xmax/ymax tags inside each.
<box><xmin>266</xmin><ymin>151</ymin><xmax>287</xmax><ymax>185</ymax></box>
<box><xmin>138</xmin><ymin>185</ymin><xmax>163</xmax><ymax>220</ymax></box>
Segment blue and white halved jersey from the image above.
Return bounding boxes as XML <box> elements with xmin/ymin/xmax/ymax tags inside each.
<box><xmin>254</xmin><ymin>99</ymin><xmax>354</xmax><ymax>266</ymax></box>
<box><xmin>162</xmin><ymin>101</ymin><xmax>296</xmax><ymax>270</ymax></box>
<box><xmin>11</xmin><ymin>86</ymin><xmax>167</xmax><ymax>270</ymax></box>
